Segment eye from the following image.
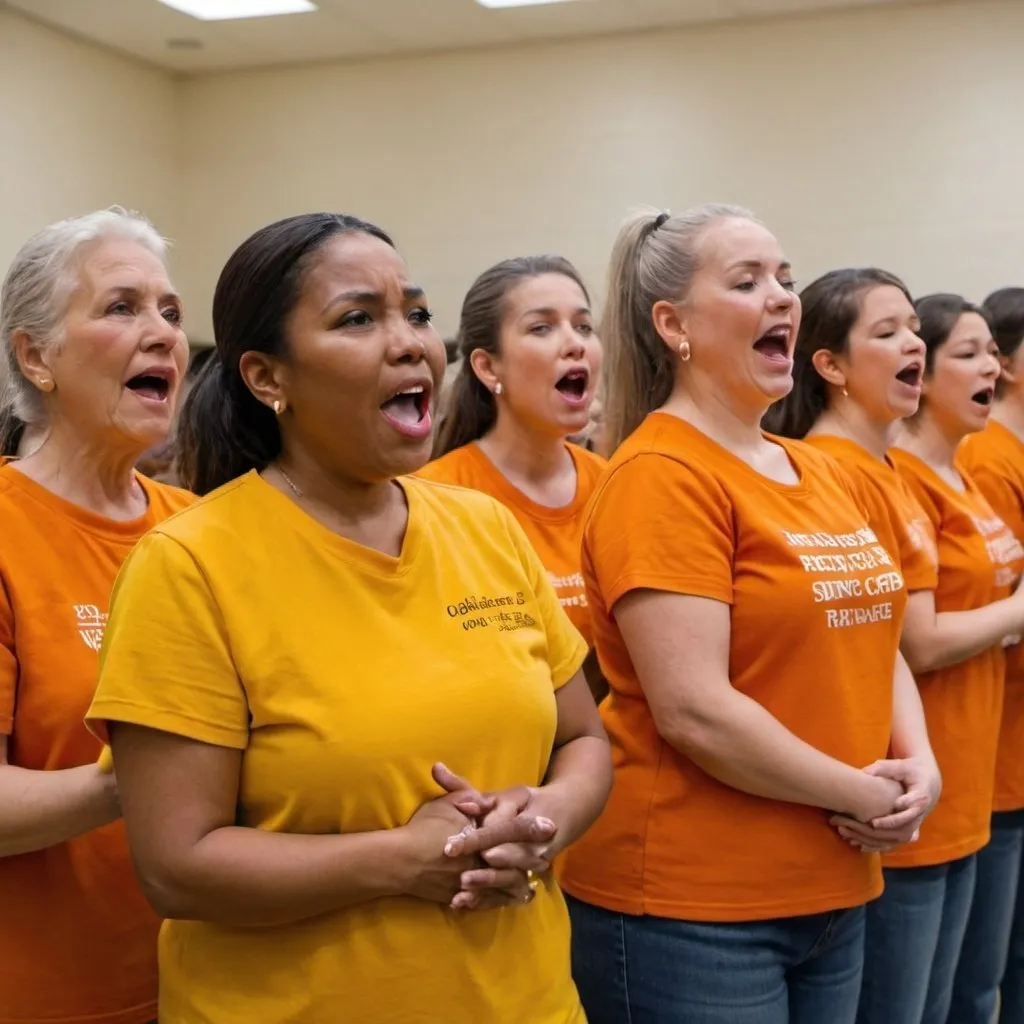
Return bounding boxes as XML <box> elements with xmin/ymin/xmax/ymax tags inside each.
<box><xmin>409</xmin><ymin>307</ymin><xmax>434</xmax><ymax>326</ymax></box>
<box><xmin>577</xmin><ymin>323</ymin><xmax>595</xmax><ymax>335</ymax></box>
<box><xmin>878</xmin><ymin>330</ymin><xmax>896</xmax><ymax>340</ymax></box>
<box><xmin>338</xmin><ymin>311</ymin><xmax>372</xmax><ymax>329</ymax></box>
<box><xmin>779</xmin><ymin>278</ymin><xmax>797</xmax><ymax>292</ymax></box>
<box><xmin>734</xmin><ymin>280</ymin><xmax>756</xmax><ymax>292</ymax></box>
<box><xmin>106</xmin><ymin>301</ymin><xmax>132</xmax><ymax>316</ymax></box>
<box><xmin>528</xmin><ymin>323</ymin><xmax>552</xmax><ymax>335</ymax></box>
<box><xmin>162</xmin><ymin>307</ymin><xmax>182</xmax><ymax>325</ymax></box>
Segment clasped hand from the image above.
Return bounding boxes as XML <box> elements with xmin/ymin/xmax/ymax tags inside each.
<box><xmin>403</xmin><ymin>763</ymin><xmax>557</xmax><ymax>913</ymax></box>
<box><xmin>830</xmin><ymin>757</ymin><xmax>941</xmax><ymax>853</ymax></box>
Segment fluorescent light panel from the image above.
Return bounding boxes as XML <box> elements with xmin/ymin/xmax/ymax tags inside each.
<box><xmin>476</xmin><ymin>0</ymin><xmax>582</xmax><ymax>7</ymax></box>
<box><xmin>156</xmin><ymin>0</ymin><xmax>316</xmax><ymax>20</ymax></box>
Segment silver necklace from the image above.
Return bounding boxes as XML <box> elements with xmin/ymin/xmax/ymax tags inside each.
<box><xmin>276</xmin><ymin>464</ymin><xmax>303</xmax><ymax>499</ymax></box>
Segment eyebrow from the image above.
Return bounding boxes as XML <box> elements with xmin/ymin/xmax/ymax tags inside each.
<box><xmin>726</xmin><ymin>259</ymin><xmax>792</xmax><ymax>273</ymax></box>
<box><xmin>106</xmin><ymin>284</ymin><xmax>181</xmax><ymax>305</ymax></box>
<box><xmin>322</xmin><ymin>286</ymin><xmax>425</xmax><ymax>316</ymax></box>
<box><xmin>521</xmin><ymin>305</ymin><xmax>592</xmax><ymax>318</ymax></box>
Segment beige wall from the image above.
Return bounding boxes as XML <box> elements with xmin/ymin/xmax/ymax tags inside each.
<box><xmin>2</xmin><ymin>0</ymin><xmax>1023</xmax><ymax>345</ymax></box>
<box><xmin>176</xmin><ymin>0</ymin><xmax>1024</xmax><ymax>341</ymax></box>
<box><xmin>0</xmin><ymin>11</ymin><xmax>180</xmax><ymax>305</ymax></box>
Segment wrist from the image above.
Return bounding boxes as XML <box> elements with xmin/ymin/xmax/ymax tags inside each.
<box><xmin>380</xmin><ymin>826</ymin><xmax>420</xmax><ymax>899</ymax></box>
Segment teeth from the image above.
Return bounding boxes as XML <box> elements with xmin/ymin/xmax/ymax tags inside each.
<box><xmin>397</xmin><ymin>385</ymin><xmax>425</xmax><ymax>395</ymax></box>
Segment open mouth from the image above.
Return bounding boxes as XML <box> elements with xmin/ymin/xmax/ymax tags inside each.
<box><xmin>555</xmin><ymin>368</ymin><xmax>589</xmax><ymax>404</ymax></box>
<box><xmin>894</xmin><ymin>363</ymin><xmax>923</xmax><ymax>387</ymax></box>
<box><xmin>380</xmin><ymin>381</ymin><xmax>432</xmax><ymax>439</ymax></box>
<box><xmin>753</xmin><ymin>326</ymin><xmax>791</xmax><ymax>363</ymax></box>
<box><xmin>125</xmin><ymin>371</ymin><xmax>171</xmax><ymax>402</ymax></box>
<box><xmin>971</xmin><ymin>387</ymin><xmax>995</xmax><ymax>408</ymax></box>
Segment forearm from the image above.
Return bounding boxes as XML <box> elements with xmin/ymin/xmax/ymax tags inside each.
<box><xmin>904</xmin><ymin>599</ymin><xmax>1022</xmax><ymax>673</ymax></box>
<box><xmin>531</xmin><ymin>735</ymin><xmax>612</xmax><ymax>855</ymax></box>
<box><xmin>890</xmin><ymin>655</ymin><xmax>935</xmax><ymax>763</ymax></box>
<box><xmin>661</xmin><ymin>690</ymin><xmax>888</xmax><ymax>821</ymax></box>
<box><xmin>0</xmin><ymin>763</ymin><xmax>120</xmax><ymax>858</ymax></box>
<box><xmin>138</xmin><ymin>825</ymin><xmax>413</xmax><ymax>928</ymax></box>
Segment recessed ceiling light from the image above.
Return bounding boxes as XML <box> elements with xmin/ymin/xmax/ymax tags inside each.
<box><xmin>475</xmin><ymin>0</ymin><xmax>582</xmax><ymax>7</ymax></box>
<box><xmin>156</xmin><ymin>0</ymin><xmax>317</xmax><ymax>20</ymax></box>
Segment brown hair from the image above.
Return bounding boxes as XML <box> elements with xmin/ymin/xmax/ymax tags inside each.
<box><xmin>600</xmin><ymin>203</ymin><xmax>758</xmax><ymax>453</ymax></box>
<box><xmin>433</xmin><ymin>255</ymin><xmax>590</xmax><ymax>457</ymax></box>
<box><xmin>765</xmin><ymin>268</ymin><xmax>913</xmax><ymax>439</ymax></box>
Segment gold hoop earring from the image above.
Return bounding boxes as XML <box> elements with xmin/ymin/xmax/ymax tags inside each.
<box><xmin>678</xmin><ymin>341</ymin><xmax>691</xmax><ymax>363</ymax></box>
<box><xmin>494</xmin><ymin>383</ymin><xmax>504</xmax><ymax>396</ymax></box>
<box><xmin>272</xmin><ymin>399</ymin><xmax>284</xmax><ymax>415</ymax></box>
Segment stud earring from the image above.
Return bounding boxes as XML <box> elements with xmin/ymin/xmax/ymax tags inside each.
<box><xmin>494</xmin><ymin>383</ymin><xmax>504</xmax><ymax>396</ymax></box>
<box><xmin>842</xmin><ymin>388</ymin><xmax>849</xmax><ymax>398</ymax></box>
<box><xmin>36</xmin><ymin>377</ymin><xmax>54</xmax><ymax>392</ymax></box>
<box><xmin>272</xmin><ymin>399</ymin><xmax>284</xmax><ymax>415</ymax></box>
<box><xmin>678</xmin><ymin>340</ymin><xmax>691</xmax><ymax>363</ymax></box>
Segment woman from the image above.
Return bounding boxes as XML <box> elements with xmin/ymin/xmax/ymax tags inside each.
<box><xmin>420</xmin><ymin>257</ymin><xmax>605</xmax><ymax>653</ymax></box>
<box><xmin>85</xmin><ymin>213</ymin><xmax>612</xmax><ymax>1024</ymax></box>
<box><xmin>557</xmin><ymin>205</ymin><xmax>928</xmax><ymax>1024</ymax></box>
<box><xmin>883</xmin><ymin>294</ymin><xmax>1024</xmax><ymax>1023</ymax></box>
<box><xmin>768</xmin><ymin>274</ymin><xmax>1024</xmax><ymax>1023</ymax></box>
<box><xmin>0</xmin><ymin>208</ymin><xmax>193</xmax><ymax>1024</ymax></box>
<box><xmin>951</xmin><ymin>286</ymin><xmax>1024</xmax><ymax>1023</ymax></box>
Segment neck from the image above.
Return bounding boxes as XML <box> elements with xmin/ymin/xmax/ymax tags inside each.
<box><xmin>808</xmin><ymin>403</ymin><xmax>894</xmax><ymax>460</ymax></box>
<box><xmin>276</xmin><ymin>445</ymin><xmax>398</xmax><ymax>524</ymax></box>
<box><xmin>477</xmin><ymin>412</ymin><xmax>571</xmax><ymax>484</ymax></box>
<box><xmin>662</xmin><ymin>380</ymin><xmax>766</xmax><ymax>454</ymax></box>
<box><xmin>991</xmin><ymin>391</ymin><xmax>1024</xmax><ymax>441</ymax></box>
<box><xmin>12</xmin><ymin>420</ymin><xmax>146</xmax><ymax>519</ymax></box>
<box><xmin>893</xmin><ymin>412</ymin><xmax>963</xmax><ymax>472</ymax></box>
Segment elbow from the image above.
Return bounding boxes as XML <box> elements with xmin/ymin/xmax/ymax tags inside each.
<box><xmin>651</xmin><ymin>703</ymin><xmax>725</xmax><ymax>758</ymax></box>
<box><xmin>899</xmin><ymin>640</ymin><xmax>940</xmax><ymax>676</ymax></box>
<box><xmin>137</xmin><ymin>868</ymin><xmax>196</xmax><ymax>920</ymax></box>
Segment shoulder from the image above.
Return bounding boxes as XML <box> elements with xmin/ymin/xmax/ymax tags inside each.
<box><xmin>144</xmin><ymin>473</ymin><xmax>254</xmax><ymax>551</ymax></box>
<box><xmin>139</xmin><ymin>475</ymin><xmax>198</xmax><ymax>515</ymax></box>
<box><xmin>406</xmin><ymin>474</ymin><xmax>517</xmax><ymax>534</ymax></box>
<box><xmin>415</xmin><ymin>446</ymin><xmax>480</xmax><ymax>487</ymax></box>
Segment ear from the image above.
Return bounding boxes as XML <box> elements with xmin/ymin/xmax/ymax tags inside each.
<box><xmin>468</xmin><ymin>348</ymin><xmax>500</xmax><ymax>394</ymax></box>
<box><xmin>12</xmin><ymin>330</ymin><xmax>55</xmax><ymax>392</ymax></box>
<box><xmin>239</xmin><ymin>351</ymin><xmax>287</xmax><ymax>413</ymax></box>
<box><xmin>999</xmin><ymin>353</ymin><xmax>1017</xmax><ymax>387</ymax></box>
<box><xmin>651</xmin><ymin>300</ymin><xmax>686</xmax><ymax>354</ymax></box>
<box><xmin>810</xmin><ymin>348</ymin><xmax>848</xmax><ymax>390</ymax></box>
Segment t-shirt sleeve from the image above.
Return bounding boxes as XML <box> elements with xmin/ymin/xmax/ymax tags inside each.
<box><xmin>497</xmin><ymin>505</ymin><xmax>588</xmax><ymax>690</ymax></box>
<box><xmin>968</xmin><ymin>461</ymin><xmax>1024</xmax><ymax>541</ymax></box>
<box><xmin>585</xmin><ymin>454</ymin><xmax>735</xmax><ymax>611</ymax></box>
<box><xmin>86</xmin><ymin>531</ymin><xmax>249</xmax><ymax>750</ymax></box>
<box><xmin>0</xmin><ymin>575</ymin><xmax>15</xmax><ymax>736</ymax></box>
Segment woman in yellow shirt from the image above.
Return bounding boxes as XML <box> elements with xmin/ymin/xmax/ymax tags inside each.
<box><xmin>86</xmin><ymin>213</ymin><xmax>612</xmax><ymax>1024</ymax></box>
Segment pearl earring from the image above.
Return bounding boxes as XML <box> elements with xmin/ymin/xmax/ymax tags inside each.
<box><xmin>36</xmin><ymin>377</ymin><xmax>53</xmax><ymax>392</ymax></box>
<box><xmin>272</xmin><ymin>400</ymin><xmax>284</xmax><ymax>415</ymax></box>
<box><xmin>678</xmin><ymin>340</ymin><xmax>691</xmax><ymax>362</ymax></box>
<box><xmin>494</xmin><ymin>383</ymin><xmax>504</xmax><ymax>396</ymax></box>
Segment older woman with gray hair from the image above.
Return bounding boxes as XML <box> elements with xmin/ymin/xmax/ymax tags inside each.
<box><xmin>0</xmin><ymin>207</ymin><xmax>193</xmax><ymax>1024</ymax></box>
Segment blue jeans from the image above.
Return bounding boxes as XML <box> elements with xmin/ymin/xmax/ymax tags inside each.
<box><xmin>857</xmin><ymin>854</ymin><xmax>976</xmax><ymax>1024</ymax></box>
<box><xmin>567</xmin><ymin>894</ymin><xmax>866</xmax><ymax>1024</ymax></box>
<box><xmin>949</xmin><ymin>812</ymin><xmax>1024</xmax><ymax>1023</ymax></box>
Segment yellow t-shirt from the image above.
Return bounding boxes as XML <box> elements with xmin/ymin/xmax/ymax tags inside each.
<box><xmin>87</xmin><ymin>471</ymin><xmax>588</xmax><ymax>1024</ymax></box>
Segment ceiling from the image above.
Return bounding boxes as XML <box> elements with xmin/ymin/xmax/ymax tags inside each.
<box><xmin>4</xmin><ymin>0</ymin><xmax>928</xmax><ymax>74</ymax></box>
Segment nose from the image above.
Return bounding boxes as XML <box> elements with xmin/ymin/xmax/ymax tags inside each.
<box><xmin>389</xmin><ymin>317</ymin><xmax>428</xmax><ymax>365</ymax></box>
<box><xmin>560</xmin><ymin>323</ymin><xmax>586</xmax><ymax>360</ymax></box>
<box><xmin>983</xmin><ymin>351</ymin><xmax>1002</xmax><ymax>378</ymax></box>
<box><xmin>139</xmin><ymin>308</ymin><xmax>181</xmax><ymax>351</ymax></box>
<box><xmin>766</xmin><ymin>279</ymin><xmax>795</xmax><ymax>310</ymax></box>
<box><xmin>904</xmin><ymin>331</ymin><xmax>926</xmax><ymax>357</ymax></box>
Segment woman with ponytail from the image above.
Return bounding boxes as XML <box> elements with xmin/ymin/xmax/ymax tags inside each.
<box><xmin>419</xmin><ymin>256</ymin><xmax>605</xmax><ymax>663</ymax></box>
<box><xmin>559</xmin><ymin>205</ymin><xmax>927</xmax><ymax>1023</ymax></box>
<box><xmin>766</xmin><ymin>272</ymin><xmax>1024</xmax><ymax>1024</ymax></box>
<box><xmin>86</xmin><ymin>214</ymin><xmax>610</xmax><ymax>1024</ymax></box>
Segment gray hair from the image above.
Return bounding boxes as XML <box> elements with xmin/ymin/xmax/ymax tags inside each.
<box><xmin>600</xmin><ymin>202</ymin><xmax>760</xmax><ymax>452</ymax></box>
<box><xmin>0</xmin><ymin>206</ymin><xmax>168</xmax><ymax>453</ymax></box>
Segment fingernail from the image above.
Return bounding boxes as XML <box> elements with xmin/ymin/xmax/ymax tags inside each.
<box><xmin>444</xmin><ymin>841</ymin><xmax>457</xmax><ymax>856</ymax></box>
<box><xmin>536</xmin><ymin>817</ymin><xmax>555</xmax><ymax>830</ymax></box>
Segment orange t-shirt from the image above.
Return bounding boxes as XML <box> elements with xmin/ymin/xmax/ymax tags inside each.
<box><xmin>558</xmin><ymin>413</ymin><xmax>903</xmax><ymax>922</ymax></box>
<box><xmin>417</xmin><ymin>442</ymin><xmax>606</xmax><ymax>644</ymax></box>
<box><xmin>960</xmin><ymin>422</ymin><xmax>1024</xmax><ymax>814</ymax></box>
<box><xmin>805</xmin><ymin>436</ymin><xmax>939</xmax><ymax>595</ymax></box>
<box><xmin>0</xmin><ymin>464</ymin><xmax>194</xmax><ymax>1024</ymax></box>
<box><xmin>885</xmin><ymin>448</ymin><xmax>1024</xmax><ymax>868</ymax></box>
